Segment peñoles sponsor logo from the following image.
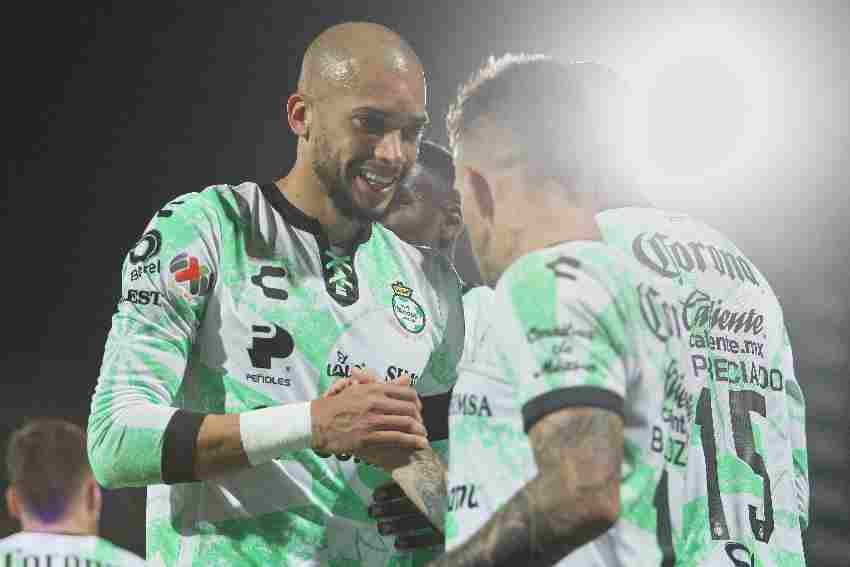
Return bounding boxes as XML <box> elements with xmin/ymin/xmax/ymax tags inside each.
<box><xmin>633</xmin><ymin>233</ymin><xmax>759</xmax><ymax>286</ymax></box>
<box><xmin>638</xmin><ymin>285</ymin><xmax>765</xmax><ymax>342</ymax></box>
<box><xmin>246</xmin><ymin>372</ymin><xmax>292</xmax><ymax>387</ymax></box>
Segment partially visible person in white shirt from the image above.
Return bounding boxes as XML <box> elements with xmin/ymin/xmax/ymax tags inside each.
<box><xmin>2</xmin><ymin>418</ymin><xmax>145</xmax><ymax>566</ymax></box>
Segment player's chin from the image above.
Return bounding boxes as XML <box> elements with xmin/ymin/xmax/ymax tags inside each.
<box><xmin>351</xmin><ymin>183</ymin><xmax>398</xmax><ymax>220</ymax></box>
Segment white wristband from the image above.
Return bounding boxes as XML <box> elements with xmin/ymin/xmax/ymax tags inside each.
<box><xmin>239</xmin><ymin>402</ymin><xmax>312</xmax><ymax>467</ymax></box>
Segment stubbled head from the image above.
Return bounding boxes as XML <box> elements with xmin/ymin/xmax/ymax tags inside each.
<box><xmin>448</xmin><ymin>54</ymin><xmax>629</xmax><ymax>282</ymax></box>
<box><xmin>5</xmin><ymin>419</ymin><xmax>101</xmax><ymax>530</ymax></box>
<box><xmin>288</xmin><ymin>22</ymin><xmax>429</xmax><ymax>223</ymax></box>
<box><xmin>381</xmin><ymin>140</ymin><xmax>463</xmax><ymax>252</ymax></box>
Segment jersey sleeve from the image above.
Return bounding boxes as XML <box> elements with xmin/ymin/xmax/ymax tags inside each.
<box><xmin>87</xmin><ymin>192</ymin><xmax>220</xmax><ymax>488</ymax></box>
<box><xmin>782</xmin><ymin>324</ymin><xmax>809</xmax><ymax>532</ymax></box>
<box><xmin>493</xmin><ymin>248</ymin><xmax>635</xmax><ymax>434</ymax></box>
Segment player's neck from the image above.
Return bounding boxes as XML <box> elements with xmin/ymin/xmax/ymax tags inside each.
<box><xmin>275</xmin><ymin>164</ymin><xmax>365</xmax><ymax>244</ymax></box>
<box><xmin>507</xmin><ymin>187</ymin><xmax>603</xmax><ymax>259</ymax></box>
<box><xmin>20</xmin><ymin>510</ymin><xmax>97</xmax><ymax>537</ymax></box>
<box><xmin>524</xmin><ymin>207</ymin><xmax>602</xmax><ymax>253</ymax></box>
<box><xmin>596</xmin><ymin>182</ymin><xmax>652</xmax><ymax>212</ymax></box>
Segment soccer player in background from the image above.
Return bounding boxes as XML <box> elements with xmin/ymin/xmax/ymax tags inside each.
<box><xmin>383</xmin><ymin>140</ymin><xmax>481</xmax><ymax>289</ymax></box>
<box><xmin>1</xmin><ymin>419</ymin><xmax>145</xmax><ymax>566</ymax></box>
<box><xmin>372</xmin><ymin>55</ymin><xmax>808</xmax><ymax>566</ymax></box>
<box><xmin>371</xmin><ymin>140</ymin><xmax>489</xmax><ymax>552</ymax></box>
<box><xmin>87</xmin><ymin>22</ymin><xmax>464</xmax><ymax>566</ymax></box>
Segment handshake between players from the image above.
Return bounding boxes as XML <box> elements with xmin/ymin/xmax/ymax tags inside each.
<box><xmin>324</xmin><ymin>369</ymin><xmax>445</xmax><ymax>551</ymax></box>
<box><xmin>313</xmin><ymin>368</ymin><xmax>429</xmax><ymax>459</ymax></box>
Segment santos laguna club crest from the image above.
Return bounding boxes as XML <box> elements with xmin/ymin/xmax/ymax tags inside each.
<box><xmin>391</xmin><ymin>281</ymin><xmax>426</xmax><ymax>334</ymax></box>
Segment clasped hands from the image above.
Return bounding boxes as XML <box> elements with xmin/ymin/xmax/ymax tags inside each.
<box><xmin>313</xmin><ymin>367</ymin><xmax>443</xmax><ymax>550</ymax></box>
<box><xmin>311</xmin><ymin>367</ymin><xmax>428</xmax><ymax>470</ymax></box>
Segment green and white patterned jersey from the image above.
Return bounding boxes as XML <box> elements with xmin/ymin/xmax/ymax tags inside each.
<box><xmin>447</xmin><ymin>241</ymin><xmax>681</xmax><ymax>565</ymax></box>
<box><xmin>0</xmin><ymin>532</ymin><xmax>145</xmax><ymax>566</ymax></box>
<box><xmin>88</xmin><ymin>182</ymin><xmax>463</xmax><ymax>566</ymax></box>
<box><xmin>598</xmin><ymin>208</ymin><xmax>807</xmax><ymax>566</ymax></box>
<box><xmin>447</xmin><ymin>210</ymin><xmax>808</xmax><ymax>566</ymax></box>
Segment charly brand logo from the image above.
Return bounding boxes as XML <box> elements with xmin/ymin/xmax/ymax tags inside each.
<box><xmin>170</xmin><ymin>252</ymin><xmax>215</xmax><ymax>296</ymax></box>
<box><xmin>546</xmin><ymin>256</ymin><xmax>582</xmax><ymax>280</ymax></box>
<box><xmin>632</xmin><ymin>233</ymin><xmax>760</xmax><ymax>286</ymax></box>
<box><xmin>251</xmin><ymin>265</ymin><xmax>288</xmax><ymax>301</ymax></box>
<box><xmin>129</xmin><ymin>230</ymin><xmax>162</xmax><ymax>264</ymax></box>
<box><xmin>391</xmin><ymin>281</ymin><xmax>426</xmax><ymax>334</ymax></box>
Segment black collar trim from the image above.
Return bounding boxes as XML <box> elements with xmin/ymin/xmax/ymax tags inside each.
<box><xmin>261</xmin><ymin>182</ymin><xmax>372</xmax><ymax>306</ymax></box>
<box><xmin>260</xmin><ymin>182</ymin><xmax>322</xmax><ymax>234</ymax></box>
<box><xmin>260</xmin><ymin>182</ymin><xmax>373</xmax><ymax>245</ymax></box>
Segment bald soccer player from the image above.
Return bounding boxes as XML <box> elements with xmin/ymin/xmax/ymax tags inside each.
<box><xmin>87</xmin><ymin>22</ymin><xmax>464</xmax><ymax>566</ymax></box>
<box><xmin>1</xmin><ymin>419</ymin><xmax>145</xmax><ymax>566</ymax></box>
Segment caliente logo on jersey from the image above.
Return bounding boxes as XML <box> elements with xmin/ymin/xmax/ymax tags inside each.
<box><xmin>391</xmin><ymin>281</ymin><xmax>426</xmax><ymax>333</ymax></box>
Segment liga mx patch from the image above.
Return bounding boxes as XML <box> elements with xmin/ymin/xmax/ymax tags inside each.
<box><xmin>170</xmin><ymin>252</ymin><xmax>215</xmax><ymax>296</ymax></box>
<box><xmin>391</xmin><ymin>281</ymin><xmax>426</xmax><ymax>334</ymax></box>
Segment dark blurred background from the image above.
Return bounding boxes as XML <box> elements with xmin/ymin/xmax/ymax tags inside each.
<box><xmin>3</xmin><ymin>1</ymin><xmax>848</xmax><ymax>563</ymax></box>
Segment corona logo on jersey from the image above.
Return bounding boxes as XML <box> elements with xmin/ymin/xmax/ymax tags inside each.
<box><xmin>170</xmin><ymin>252</ymin><xmax>215</xmax><ymax>296</ymax></box>
<box><xmin>391</xmin><ymin>281</ymin><xmax>426</xmax><ymax>333</ymax></box>
<box><xmin>632</xmin><ymin>232</ymin><xmax>760</xmax><ymax>286</ymax></box>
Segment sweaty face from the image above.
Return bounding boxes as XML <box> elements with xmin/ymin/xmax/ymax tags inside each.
<box><xmin>310</xmin><ymin>64</ymin><xmax>428</xmax><ymax>223</ymax></box>
<box><xmin>381</xmin><ymin>166</ymin><xmax>445</xmax><ymax>248</ymax></box>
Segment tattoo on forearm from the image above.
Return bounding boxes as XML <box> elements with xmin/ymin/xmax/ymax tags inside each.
<box><xmin>393</xmin><ymin>449</ymin><xmax>448</xmax><ymax>530</ymax></box>
<box><xmin>433</xmin><ymin>408</ymin><xmax>623</xmax><ymax>567</ymax></box>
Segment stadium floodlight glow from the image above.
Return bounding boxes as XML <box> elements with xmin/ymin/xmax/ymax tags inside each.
<box><xmin>623</xmin><ymin>25</ymin><xmax>771</xmax><ymax>188</ymax></box>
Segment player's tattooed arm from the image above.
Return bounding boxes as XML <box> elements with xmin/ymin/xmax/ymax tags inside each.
<box><xmin>429</xmin><ymin>407</ymin><xmax>623</xmax><ymax>567</ymax></box>
<box><xmin>391</xmin><ymin>447</ymin><xmax>448</xmax><ymax>531</ymax></box>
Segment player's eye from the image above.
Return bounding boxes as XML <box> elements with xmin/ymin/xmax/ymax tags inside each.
<box><xmin>354</xmin><ymin>114</ymin><xmax>387</xmax><ymax>135</ymax></box>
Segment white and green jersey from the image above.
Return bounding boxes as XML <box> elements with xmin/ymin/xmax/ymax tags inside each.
<box><xmin>447</xmin><ymin>241</ymin><xmax>681</xmax><ymax>565</ymax></box>
<box><xmin>87</xmin><ymin>182</ymin><xmax>463</xmax><ymax>566</ymax></box>
<box><xmin>0</xmin><ymin>532</ymin><xmax>145</xmax><ymax>566</ymax></box>
<box><xmin>446</xmin><ymin>210</ymin><xmax>808</xmax><ymax>566</ymax></box>
<box><xmin>598</xmin><ymin>208</ymin><xmax>808</xmax><ymax>566</ymax></box>
<box><xmin>457</xmin><ymin>286</ymin><xmax>497</xmax><ymax>369</ymax></box>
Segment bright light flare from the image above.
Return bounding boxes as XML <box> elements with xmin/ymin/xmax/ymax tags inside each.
<box><xmin>623</xmin><ymin>25</ymin><xmax>771</xmax><ymax>188</ymax></box>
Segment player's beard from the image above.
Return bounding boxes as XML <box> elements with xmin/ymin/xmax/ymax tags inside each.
<box><xmin>312</xmin><ymin>131</ymin><xmax>385</xmax><ymax>224</ymax></box>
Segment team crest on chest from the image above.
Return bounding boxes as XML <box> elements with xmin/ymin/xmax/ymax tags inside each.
<box><xmin>391</xmin><ymin>281</ymin><xmax>426</xmax><ymax>334</ymax></box>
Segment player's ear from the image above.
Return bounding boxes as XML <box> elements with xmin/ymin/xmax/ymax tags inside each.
<box><xmin>84</xmin><ymin>475</ymin><xmax>102</xmax><ymax>517</ymax></box>
<box><xmin>464</xmin><ymin>168</ymin><xmax>495</xmax><ymax>223</ymax></box>
<box><xmin>287</xmin><ymin>92</ymin><xmax>310</xmax><ymax>138</ymax></box>
<box><xmin>6</xmin><ymin>486</ymin><xmax>21</xmax><ymax>520</ymax></box>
